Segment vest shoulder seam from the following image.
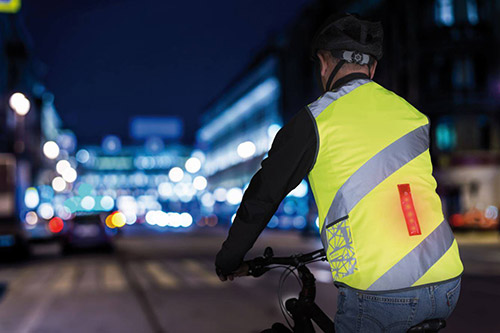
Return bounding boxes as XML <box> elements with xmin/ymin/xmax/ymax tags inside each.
<box><xmin>304</xmin><ymin>106</ymin><xmax>319</xmax><ymax>173</ymax></box>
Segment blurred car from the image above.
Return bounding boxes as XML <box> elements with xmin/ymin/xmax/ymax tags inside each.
<box><xmin>0</xmin><ymin>217</ymin><xmax>30</xmax><ymax>260</ymax></box>
<box><xmin>61</xmin><ymin>214</ymin><xmax>113</xmax><ymax>253</ymax></box>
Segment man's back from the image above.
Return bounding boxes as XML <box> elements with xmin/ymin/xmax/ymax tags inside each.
<box><xmin>308</xmin><ymin>78</ymin><xmax>463</xmax><ymax>291</ymax></box>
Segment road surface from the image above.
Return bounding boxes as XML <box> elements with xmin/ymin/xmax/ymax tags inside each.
<box><xmin>0</xmin><ymin>228</ymin><xmax>498</xmax><ymax>332</ymax></box>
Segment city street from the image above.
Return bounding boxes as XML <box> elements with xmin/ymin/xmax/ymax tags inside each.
<box><xmin>0</xmin><ymin>228</ymin><xmax>498</xmax><ymax>333</ymax></box>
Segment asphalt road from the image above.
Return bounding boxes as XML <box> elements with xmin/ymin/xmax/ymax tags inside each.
<box><xmin>0</xmin><ymin>228</ymin><xmax>498</xmax><ymax>333</ymax></box>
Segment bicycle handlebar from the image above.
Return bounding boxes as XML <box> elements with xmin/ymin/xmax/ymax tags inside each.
<box><xmin>244</xmin><ymin>247</ymin><xmax>326</xmax><ymax>277</ymax></box>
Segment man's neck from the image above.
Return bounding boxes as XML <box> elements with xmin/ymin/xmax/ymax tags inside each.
<box><xmin>330</xmin><ymin>72</ymin><xmax>370</xmax><ymax>91</ymax></box>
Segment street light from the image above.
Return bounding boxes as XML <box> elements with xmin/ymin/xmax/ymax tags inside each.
<box><xmin>9</xmin><ymin>92</ymin><xmax>31</xmax><ymax>116</ymax></box>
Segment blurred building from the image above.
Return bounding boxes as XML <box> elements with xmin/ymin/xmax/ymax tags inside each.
<box><xmin>196</xmin><ymin>0</ymin><xmax>500</xmax><ymax>231</ymax></box>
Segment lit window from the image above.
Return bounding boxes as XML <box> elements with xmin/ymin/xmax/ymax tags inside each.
<box><xmin>466</xmin><ymin>0</ymin><xmax>479</xmax><ymax>25</ymax></box>
<box><xmin>435</xmin><ymin>118</ymin><xmax>456</xmax><ymax>151</ymax></box>
<box><xmin>435</xmin><ymin>0</ymin><xmax>455</xmax><ymax>26</ymax></box>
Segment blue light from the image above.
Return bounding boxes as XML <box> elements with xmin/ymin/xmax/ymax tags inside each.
<box><xmin>102</xmin><ymin>135</ymin><xmax>122</xmax><ymax>154</ymax></box>
<box><xmin>268</xmin><ymin>216</ymin><xmax>279</xmax><ymax>228</ymax></box>
<box><xmin>435</xmin><ymin>0</ymin><xmax>455</xmax><ymax>27</ymax></box>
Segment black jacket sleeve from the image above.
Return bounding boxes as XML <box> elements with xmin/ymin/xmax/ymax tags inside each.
<box><xmin>215</xmin><ymin>107</ymin><xmax>318</xmax><ymax>275</ymax></box>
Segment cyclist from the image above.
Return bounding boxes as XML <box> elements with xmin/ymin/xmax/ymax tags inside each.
<box><xmin>216</xmin><ymin>13</ymin><xmax>464</xmax><ymax>332</ymax></box>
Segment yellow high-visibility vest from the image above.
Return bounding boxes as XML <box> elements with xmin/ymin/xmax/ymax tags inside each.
<box><xmin>307</xmin><ymin>79</ymin><xmax>463</xmax><ymax>291</ymax></box>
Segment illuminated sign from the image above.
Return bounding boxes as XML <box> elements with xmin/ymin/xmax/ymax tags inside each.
<box><xmin>130</xmin><ymin>116</ymin><xmax>183</xmax><ymax>140</ymax></box>
<box><xmin>0</xmin><ymin>0</ymin><xmax>21</xmax><ymax>13</ymax></box>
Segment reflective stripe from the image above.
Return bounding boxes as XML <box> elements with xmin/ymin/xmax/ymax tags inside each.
<box><xmin>308</xmin><ymin>79</ymin><xmax>371</xmax><ymax>118</ymax></box>
<box><xmin>323</xmin><ymin>123</ymin><xmax>430</xmax><ymax>228</ymax></box>
<box><xmin>367</xmin><ymin>219</ymin><xmax>455</xmax><ymax>291</ymax></box>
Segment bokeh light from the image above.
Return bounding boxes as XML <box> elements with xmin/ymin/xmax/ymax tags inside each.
<box><xmin>185</xmin><ymin>157</ymin><xmax>201</xmax><ymax>173</ymax></box>
<box><xmin>48</xmin><ymin>217</ymin><xmax>64</xmax><ymax>233</ymax></box>
<box><xmin>43</xmin><ymin>141</ymin><xmax>60</xmax><ymax>159</ymax></box>
<box><xmin>25</xmin><ymin>211</ymin><xmax>38</xmax><ymax>225</ymax></box>
<box><xmin>76</xmin><ymin>149</ymin><xmax>90</xmax><ymax>163</ymax></box>
<box><xmin>24</xmin><ymin>187</ymin><xmax>40</xmax><ymax>209</ymax></box>
<box><xmin>168</xmin><ymin>167</ymin><xmax>184</xmax><ymax>182</ymax></box>
<box><xmin>111</xmin><ymin>212</ymin><xmax>126</xmax><ymax>227</ymax></box>
<box><xmin>9</xmin><ymin>92</ymin><xmax>30</xmax><ymax>116</ymax></box>
<box><xmin>56</xmin><ymin>160</ymin><xmax>71</xmax><ymax>175</ymax></box>
<box><xmin>62</xmin><ymin>167</ymin><xmax>77</xmax><ymax>183</ymax></box>
<box><xmin>193</xmin><ymin>176</ymin><xmax>207</xmax><ymax>191</ymax></box>
<box><xmin>52</xmin><ymin>176</ymin><xmax>66</xmax><ymax>192</ymax></box>
<box><xmin>38</xmin><ymin>203</ymin><xmax>55</xmax><ymax>220</ymax></box>
<box><xmin>237</xmin><ymin>141</ymin><xmax>256</xmax><ymax>159</ymax></box>
<box><xmin>226</xmin><ymin>187</ymin><xmax>243</xmax><ymax>205</ymax></box>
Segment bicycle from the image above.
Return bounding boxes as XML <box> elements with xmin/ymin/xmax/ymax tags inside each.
<box><xmin>244</xmin><ymin>247</ymin><xmax>447</xmax><ymax>333</ymax></box>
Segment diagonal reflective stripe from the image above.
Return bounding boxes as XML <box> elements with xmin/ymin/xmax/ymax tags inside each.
<box><xmin>367</xmin><ymin>220</ymin><xmax>455</xmax><ymax>291</ymax></box>
<box><xmin>308</xmin><ymin>79</ymin><xmax>371</xmax><ymax>118</ymax></box>
<box><xmin>323</xmin><ymin>123</ymin><xmax>430</xmax><ymax>228</ymax></box>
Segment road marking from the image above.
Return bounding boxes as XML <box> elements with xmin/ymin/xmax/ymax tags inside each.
<box><xmin>145</xmin><ymin>261</ymin><xmax>178</xmax><ymax>289</ymax></box>
<box><xmin>78</xmin><ymin>262</ymin><xmax>99</xmax><ymax>292</ymax></box>
<box><xmin>182</xmin><ymin>259</ymin><xmax>221</xmax><ymax>287</ymax></box>
<box><xmin>103</xmin><ymin>263</ymin><xmax>127</xmax><ymax>291</ymax></box>
<box><xmin>129</xmin><ymin>262</ymin><xmax>152</xmax><ymax>290</ymax></box>
<box><xmin>164</xmin><ymin>260</ymin><xmax>199</xmax><ymax>287</ymax></box>
<box><xmin>52</xmin><ymin>265</ymin><xmax>77</xmax><ymax>293</ymax></box>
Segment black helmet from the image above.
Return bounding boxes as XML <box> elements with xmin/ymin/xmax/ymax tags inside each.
<box><xmin>311</xmin><ymin>13</ymin><xmax>383</xmax><ymax>64</ymax></box>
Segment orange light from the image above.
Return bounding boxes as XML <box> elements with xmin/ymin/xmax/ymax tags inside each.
<box><xmin>105</xmin><ymin>213</ymin><xmax>116</xmax><ymax>229</ymax></box>
<box><xmin>49</xmin><ymin>217</ymin><xmax>64</xmax><ymax>233</ymax></box>
<box><xmin>398</xmin><ymin>184</ymin><xmax>421</xmax><ymax>236</ymax></box>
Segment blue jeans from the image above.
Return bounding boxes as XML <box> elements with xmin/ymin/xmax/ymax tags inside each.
<box><xmin>335</xmin><ymin>278</ymin><xmax>461</xmax><ymax>333</ymax></box>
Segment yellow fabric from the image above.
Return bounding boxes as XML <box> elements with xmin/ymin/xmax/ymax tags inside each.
<box><xmin>308</xmin><ymin>81</ymin><xmax>463</xmax><ymax>291</ymax></box>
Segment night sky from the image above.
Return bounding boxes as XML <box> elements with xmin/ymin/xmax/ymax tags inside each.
<box><xmin>21</xmin><ymin>0</ymin><xmax>311</xmax><ymax>145</ymax></box>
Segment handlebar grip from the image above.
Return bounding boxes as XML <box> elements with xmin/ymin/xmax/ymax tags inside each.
<box><xmin>245</xmin><ymin>258</ymin><xmax>270</xmax><ymax>277</ymax></box>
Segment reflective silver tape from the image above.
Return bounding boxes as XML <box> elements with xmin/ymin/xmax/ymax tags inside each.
<box><xmin>367</xmin><ymin>220</ymin><xmax>455</xmax><ymax>291</ymax></box>
<box><xmin>308</xmin><ymin>79</ymin><xmax>371</xmax><ymax>118</ymax></box>
<box><xmin>324</xmin><ymin>123</ymin><xmax>430</xmax><ymax>227</ymax></box>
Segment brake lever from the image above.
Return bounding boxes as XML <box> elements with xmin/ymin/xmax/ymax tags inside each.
<box><xmin>245</xmin><ymin>257</ymin><xmax>270</xmax><ymax>277</ymax></box>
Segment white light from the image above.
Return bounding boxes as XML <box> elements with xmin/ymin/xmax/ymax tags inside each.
<box><xmin>56</xmin><ymin>160</ymin><xmax>71</xmax><ymax>175</ymax></box>
<box><xmin>100</xmin><ymin>196</ymin><xmax>115</xmax><ymax>211</ymax></box>
<box><xmin>38</xmin><ymin>203</ymin><xmax>54</xmax><ymax>220</ymax></box>
<box><xmin>43</xmin><ymin>141</ymin><xmax>60</xmax><ymax>160</ymax></box>
<box><xmin>168</xmin><ymin>167</ymin><xmax>184</xmax><ymax>182</ymax></box>
<box><xmin>25</xmin><ymin>211</ymin><xmax>38</xmax><ymax>225</ymax></box>
<box><xmin>237</xmin><ymin>141</ymin><xmax>256</xmax><ymax>159</ymax></box>
<box><xmin>201</xmin><ymin>193</ymin><xmax>215</xmax><ymax>207</ymax></box>
<box><xmin>52</xmin><ymin>177</ymin><xmax>67</xmax><ymax>192</ymax></box>
<box><xmin>76</xmin><ymin>149</ymin><xmax>90</xmax><ymax>164</ymax></box>
<box><xmin>157</xmin><ymin>211</ymin><xmax>169</xmax><ymax>227</ymax></box>
<box><xmin>193</xmin><ymin>176</ymin><xmax>207</xmax><ymax>191</ymax></box>
<box><xmin>485</xmin><ymin>205</ymin><xmax>498</xmax><ymax>220</ymax></box>
<box><xmin>24</xmin><ymin>187</ymin><xmax>40</xmax><ymax>208</ymax></box>
<box><xmin>185</xmin><ymin>157</ymin><xmax>201</xmax><ymax>174</ymax></box>
<box><xmin>231</xmin><ymin>214</ymin><xmax>236</xmax><ymax>224</ymax></box>
<box><xmin>191</xmin><ymin>150</ymin><xmax>206</xmax><ymax>163</ymax></box>
<box><xmin>62</xmin><ymin>167</ymin><xmax>77</xmax><ymax>183</ymax></box>
<box><xmin>9</xmin><ymin>92</ymin><xmax>31</xmax><ymax>116</ymax></box>
<box><xmin>180</xmin><ymin>212</ymin><xmax>193</xmax><ymax>228</ymax></box>
<box><xmin>226</xmin><ymin>187</ymin><xmax>243</xmax><ymax>205</ymax></box>
<box><xmin>315</xmin><ymin>217</ymin><xmax>319</xmax><ymax>229</ymax></box>
<box><xmin>57</xmin><ymin>206</ymin><xmax>72</xmax><ymax>220</ymax></box>
<box><xmin>289</xmin><ymin>180</ymin><xmax>308</xmax><ymax>198</ymax></box>
<box><xmin>145</xmin><ymin>211</ymin><xmax>157</xmax><ymax>225</ymax></box>
<box><xmin>169</xmin><ymin>212</ymin><xmax>181</xmax><ymax>228</ymax></box>
<box><xmin>214</xmin><ymin>188</ymin><xmax>227</xmax><ymax>202</ymax></box>
<box><xmin>81</xmin><ymin>196</ymin><xmax>95</xmax><ymax>210</ymax></box>
<box><xmin>125</xmin><ymin>213</ymin><xmax>137</xmax><ymax>225</ymax></box>
<box><xmin>267</xmin><ymin>124</ymin><xmax>281</xmax><ymax>139</ymax></box>
<box><xmin>158</xmin><ymin>182</ymin><xmax>173</xmax><ymax>198</ymax></box>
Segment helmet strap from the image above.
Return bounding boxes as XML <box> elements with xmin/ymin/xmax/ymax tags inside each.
<box><xmin>325</xmin><ymin>59</ymin><xmax>346</xmax><ymax>91</ymax></box>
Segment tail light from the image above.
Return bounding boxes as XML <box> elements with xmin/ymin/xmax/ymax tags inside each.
<box><xmin>398</xmin><ymin>184</ymin><xmax>422</xmax><ymax>236</ymax></box>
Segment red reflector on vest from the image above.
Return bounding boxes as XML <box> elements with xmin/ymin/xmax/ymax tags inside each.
<box><xmin>398</xmin><ymin>184</ymin><xmax>422</xmax><ymax>236</ymax></box>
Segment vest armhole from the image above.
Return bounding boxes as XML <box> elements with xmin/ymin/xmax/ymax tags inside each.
<box><xmin>305</xmin><ymin>106</ymin><xmax>320</xmax><ymax>173</ymax></box>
